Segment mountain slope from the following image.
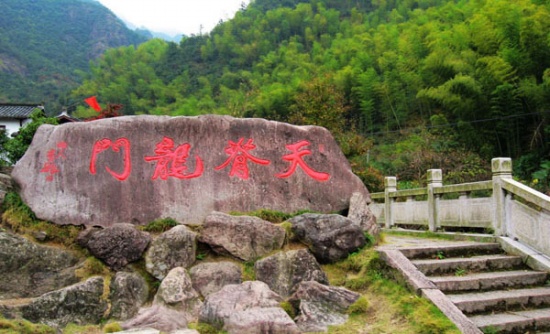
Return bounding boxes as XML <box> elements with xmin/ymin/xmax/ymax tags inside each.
<box><xmin>0</xmin><ymin>0</ymin><xmax>148</xmax><ymax>111</ymax></box>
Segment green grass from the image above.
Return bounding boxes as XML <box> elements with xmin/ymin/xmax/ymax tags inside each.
<box><xmin>0</xmin><ymin>316</ymin><xmax>55</xmax><ymax>334</ymax></box>
<box><xmin>229</xmin><ymin>209</ymin><xmax>313</xmax><ymax>223</ymax></box>
<box><xmin>139</xmin><ymin>217</ymin><xmax>179</xmax><ymax>233</ymax></box>
<box><xmin>323</xmin><ymin>244</ymin><xmax>460</xmax><ymax>334</ymax></box>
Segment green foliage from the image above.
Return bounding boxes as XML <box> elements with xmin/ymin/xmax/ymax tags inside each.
<box><xmin>454</xmin><ymin>268</ymin><xmax>466</xmax><ymax>277</ymax></box>
<box><xmin>346</xmin><ymin>296</ymin><xmax>369</xmax><ymax>315</ymax></box>
<box><xmin>230</xmin><ymin>209</ymin><xmax>312</xmax><ymax>223</ymax></box>
<box><xmin>279</xmin><ymin>300</ymin><xmax>297</xmax><ymax>319</ymax></box>
<box><xmin>1</xmin><ymin>191</ymin><xmax>83</xmax><ymax>247</ymax></box>
<box><xmin>75</xmin><ymin>257</ymin><xmax>110</xmax><ymax>279</ymax></box>
<box><xmin>323</xmin><ymin>244</ymin><xmax>459</xmax><ymax>333</ymax></box>
<box><xmin>241</xmin><ymin>260</ymin><xmax>256</xmax><ymax>281</ymax></box>
<box><xmin>140</xmin><ymin>217</ymin><xmax>179</xmax><ymax>233</ymax></box>
<box><xmin>3</xmin><ymin>110</ymin><xmax>58</xmax><ymax>165</ymax></box>
<box><xmin>102</xmin><ymin>323</ymin><xmax>122</xmax><ymax>333</ymax></box>
<box><xmin>0</xmin><ymin>0</ymin><xmax>147</xmax><ymax>112</ymax></box>
<box><xmin>61</xmin><ymin>0</ymin><xmax>550</xmax><ymax>185</ymax></box>
<box><xmin>190</xmin><ymin>322</ymin><xmax>220</xmax><ymax>334</ymax></box>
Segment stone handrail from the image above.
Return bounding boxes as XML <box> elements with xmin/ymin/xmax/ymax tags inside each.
<box><xmin>369</xmin><ymin>158</ymin><xmax>550</xmax><ymax>257</ymax></box>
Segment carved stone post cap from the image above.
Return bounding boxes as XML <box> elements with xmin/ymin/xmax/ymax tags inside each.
<box><xmin>427</xmin><ymin>169</ymin><xmax>443</xmax><ymax>184</ymax></box>
<box><xmin>385</xmin><ymin>176</ymin><xmax>397</xmax><ymax>189</ymax></box>
<box><xmin>492</xmin><ymin>158</ymin><xmax>512</xmax><ymax>176</ymax></box>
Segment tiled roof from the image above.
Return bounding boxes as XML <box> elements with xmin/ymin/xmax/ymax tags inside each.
<box><xmin>0</xmin><ymin>104</ymin><xmax>42</xmax><ymax>119</ymax></box>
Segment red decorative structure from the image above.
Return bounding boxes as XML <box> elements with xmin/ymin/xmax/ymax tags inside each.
<box><xmin>89</xmin><ymin>138</ymin><xmax>131</xmax><ymax>181</ymax></box>
<box><xmin>145</xmin><ymin>137</ymin><xmax>204</xmax><ymax>180</ymax></box>
<box><xmin>215</xmin><ymin>138</ymin><xmax>271</xmax><ymax>179</ymax></box>
<box><xmin>276</xmin><ymin>140</ymin><xmax>330</xmax><ymax>182</ymax></box>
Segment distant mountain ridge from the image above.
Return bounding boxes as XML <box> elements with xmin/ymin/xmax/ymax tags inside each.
<box><xmin>0</xmin><ymin>0</ymin><xmax>149</xmax><ymax>112</ymax></box>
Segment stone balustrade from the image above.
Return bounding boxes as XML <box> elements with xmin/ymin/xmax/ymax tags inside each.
<box><xmin>369</xmin><ymin>157</ymin><xmax>550</xmax><ymax>257</ymax></box>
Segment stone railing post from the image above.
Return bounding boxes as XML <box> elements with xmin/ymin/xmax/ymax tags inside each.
<box><xmin>427</xmin><ymin>169</ymin><xmax>442</xmax><ymax>232</ymax></box>
<box><xmin>492</xmin><ymin>158</ymin><xmax>512</xmax><ymax>236</ymax></box>
<box><xmin>384</xmin><ymin>176</ymin><xmax>397</xmax><ymax>228</ymax></box>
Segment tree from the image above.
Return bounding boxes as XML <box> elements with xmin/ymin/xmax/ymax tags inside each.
<box><xmin>3</xmin><ymin>110</ymin><xmax>58</xmax><ymax>164</ymax></box>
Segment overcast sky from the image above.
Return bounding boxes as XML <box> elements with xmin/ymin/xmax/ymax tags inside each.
<box><xmin>97</xmin><ymin>0</ymin><xmax>250</xmax><ymax>37</ymax></box>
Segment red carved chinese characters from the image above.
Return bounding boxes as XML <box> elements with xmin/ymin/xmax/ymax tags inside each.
<box><xmin>89</xmin><ymin>138</ymin><xmax>131</xmax><ymax>181</ymax></box>
<box><xmin>40</xmin><ymin>141</ymin><xmax>68</xmax><ymax>182</ymax></box>
<box><xmin>144</xmin><ymin>137</ymin><xmax>203</xmax><ymax>180</ymax></box>
<box><xmin>276</xmin><ymin>140</ymin><xmax>330</xmax><ymax>182</ymax></box>
<box><xmin>215</xmin><ymin>138</ymin><xmax>270</xmax><ymax>179</ymax></box>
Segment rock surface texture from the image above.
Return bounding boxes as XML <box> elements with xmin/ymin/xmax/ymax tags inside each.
<box><xmin>199</xmin><ymin>212</ymin><xmax>285</xmax><ymax>261</ymax></box>
<box><xmin>189</xmin><ymin>261</ymin><xmax>242</xmax><ymax>298</ymax></box>
<box><xmin>153</xmin><ymin>267</ymin><xmax>202</xmax><ymax>322</ymax></box>
<box><xmin>12</xmin><ymin>115</ymin><xmax>371</xmax><ymax>227</ymax></box>
<box><xmin>145</xmin><ymin>225</ymin><xmax>197</xmax><ymax>280</ymax></box>
<box><xmin>77</xmin><ymin>224</ymin><xmax>151</xmax><ymax>270</ymax></box>
<box><xmin>0</xmin><ymin>231</ymin><xmax>80</xmax><ymax>299</ymax></box>
<box><xmin>348</xmin><ymin>191</ymin><xmax>379</xmax><ymax>236</ymax></box>
<box><xmin>255</xmin><ymin>249</ymin><xmax>328</xmax><ymax>297</ymax></box>
<box><xmin>109</xmin><ymin>271</ymin><xmax>149</xmax><ymax>320</ymax></box>
<box><xmin>289</xmin><ymin>281</ymin><xmax>360</xmax><ymax>332</ymax></box>
<box><xmin>289</xmin><ymin>213</ymin><xmax>367</xmax><ymax>263</ymax></box>
<box><xmin>224</xmin><ymin>307</ymin><xmax>300</xmax><ymax>334</ymax></box>
<box><xmin>199</xmin><ymin>281</ymin><xmax>283</xmax><ymax>329</ymax></box>
<box><xmin>19</xmin><ymin>276</ymin><xmax>108</xmax><ymax>328</ymax></box>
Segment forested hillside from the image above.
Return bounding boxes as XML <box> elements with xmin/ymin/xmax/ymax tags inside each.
<box><xmin>71</xmin><ymin>0</ymin><xmax>550</xmax><ymax>192</ymax></box>
<box><xmin>0</xmin><ymin>0</ymin><xmax>148</xmax><ymax>111</ymax></box>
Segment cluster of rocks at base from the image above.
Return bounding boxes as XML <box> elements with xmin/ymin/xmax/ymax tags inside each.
<box><xmin>0</xmin><ymin>192</ymin><xmax>378</xmax><ymax>334</ymax></box>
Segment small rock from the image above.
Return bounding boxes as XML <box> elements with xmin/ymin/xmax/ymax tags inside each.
<box><xmin>77</xmin><ymin>223</ymin><xmax>151</xmax><ymax>270</ymax></box>
<box><xmin>154</xmin><ymin>267</ymin><xmax>202</xmax><ymax>322</ymax></box>
<box><xmin>110</xmin><ymin>271</ymin><xmax>149</xmax><ymax>320</ymax></box>
<box><xmin>198</xmin><ymin>212</ymin><xmax>285</xmax><ymax>261</ymax></box>
<box><xmin>224</xmin><ymin>307</ymin><xmax>300</xmax><ymax>334</ymax></box>
<box><xmin>289</xmin><ymin>213</ymin><xmax>366</xmax><ymax>263</ymax></box>
<box><xmin>122</xmin><ymin>304</ymin><xmax>188</xmax><ymax>333</ymax></box>
<box><xmin>145</xmin><ymin>225</ymin><xmax>197</xmax><ymax>280</ymax></box>
<box><xmin>255</xmin><ymin>249</ymin><xmax>328</xmax><ymax>297</ymax></box>
<box><xmin>189</xmin><ymin>261</ymin><xmax>242</xmax><ymax>298</ymax></box>
<box><xmin>199</xmin><ymin>281</ymin><xmax>282</xmax><ymax>329</ymax></box>
<box><xmin>289</xmin><ymin>281</ymin><xmax>360</xmax><ymax>332</ymax></box>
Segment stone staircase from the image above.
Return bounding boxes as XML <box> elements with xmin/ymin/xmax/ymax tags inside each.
<box><xmin>379</xmin><ymin>238</ymin><xmax>550</xmax><ymax>334</ymax></box>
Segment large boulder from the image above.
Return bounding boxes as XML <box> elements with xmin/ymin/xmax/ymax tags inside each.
<box><xmin>12</xmin><ymin>115</ymin><xmax>371</xmax><ymax>227</ymax></box>
<box><xmin>198</xmin><ymin>212</ymin><xmax>285</xmax><ymax>261</ymax></box>
<box><xmin>289</xmin><ymin>213</ymin><xmax>366</xmax><ymax>263</ymax></box>
<box><xmin>0</xmin><ymin>231</ymin><xmax>80</xmax><ymax>299</ymax></box>
<box><xmin>255</xmin><ymin>249</ymin><xmax>328</xmax><ymax>297</ymax></box>
<box><xmin>189</xmin><ymin>261</ymin><xmax>242</xmax><ymax>298</ymax></box>
<box><xmin>109</xmin><ymin>271</ymin><xmax>149</xmax><ymax>320</ymax></box>
<box><xmin>289</xmin><ymin>281</ymin><xmax>360</xmax><ymax>332</ymax></box>
<box><xmin>18</xmin><ymin>276</ymin><xmax>108</xmax><ymax>328</ymax></box>
<box><xmin>199</xmin><ymin>281</ymin><xmax>283</xmax><ymax>329</ymax></box>
<box><xmin>145</xmin><ymin>225</ymin><xmax>197</xmax><ymax>280</ymax></box>
<box><xmin>77</xmin><ymin>224</ymin><xmax>151</xmax><ymax>270</ymax></box>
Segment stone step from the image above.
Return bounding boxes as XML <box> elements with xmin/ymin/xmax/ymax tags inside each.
<box><xmin>448</xmin><ymin>287</ymin><xmax>550</xmax><ymax>314</ymax></box>
<box><xmin>470</xmin><ymin>307</ymin><xmax>550</xmax><ymax>334</ymax></box>
<box><xmin>399</xmin><ymin>243</ymin><xmax>503</xmax><ymax>260</ymax></box>
<box><xmin>431</xmin><ymin>270</ymin><xmax>548</xmax><ymax>292</ymax></box>
<box><xmin>412</xmin><ymin>254</ymin><xmax>524</xmax><ymax>276</ymax></box>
